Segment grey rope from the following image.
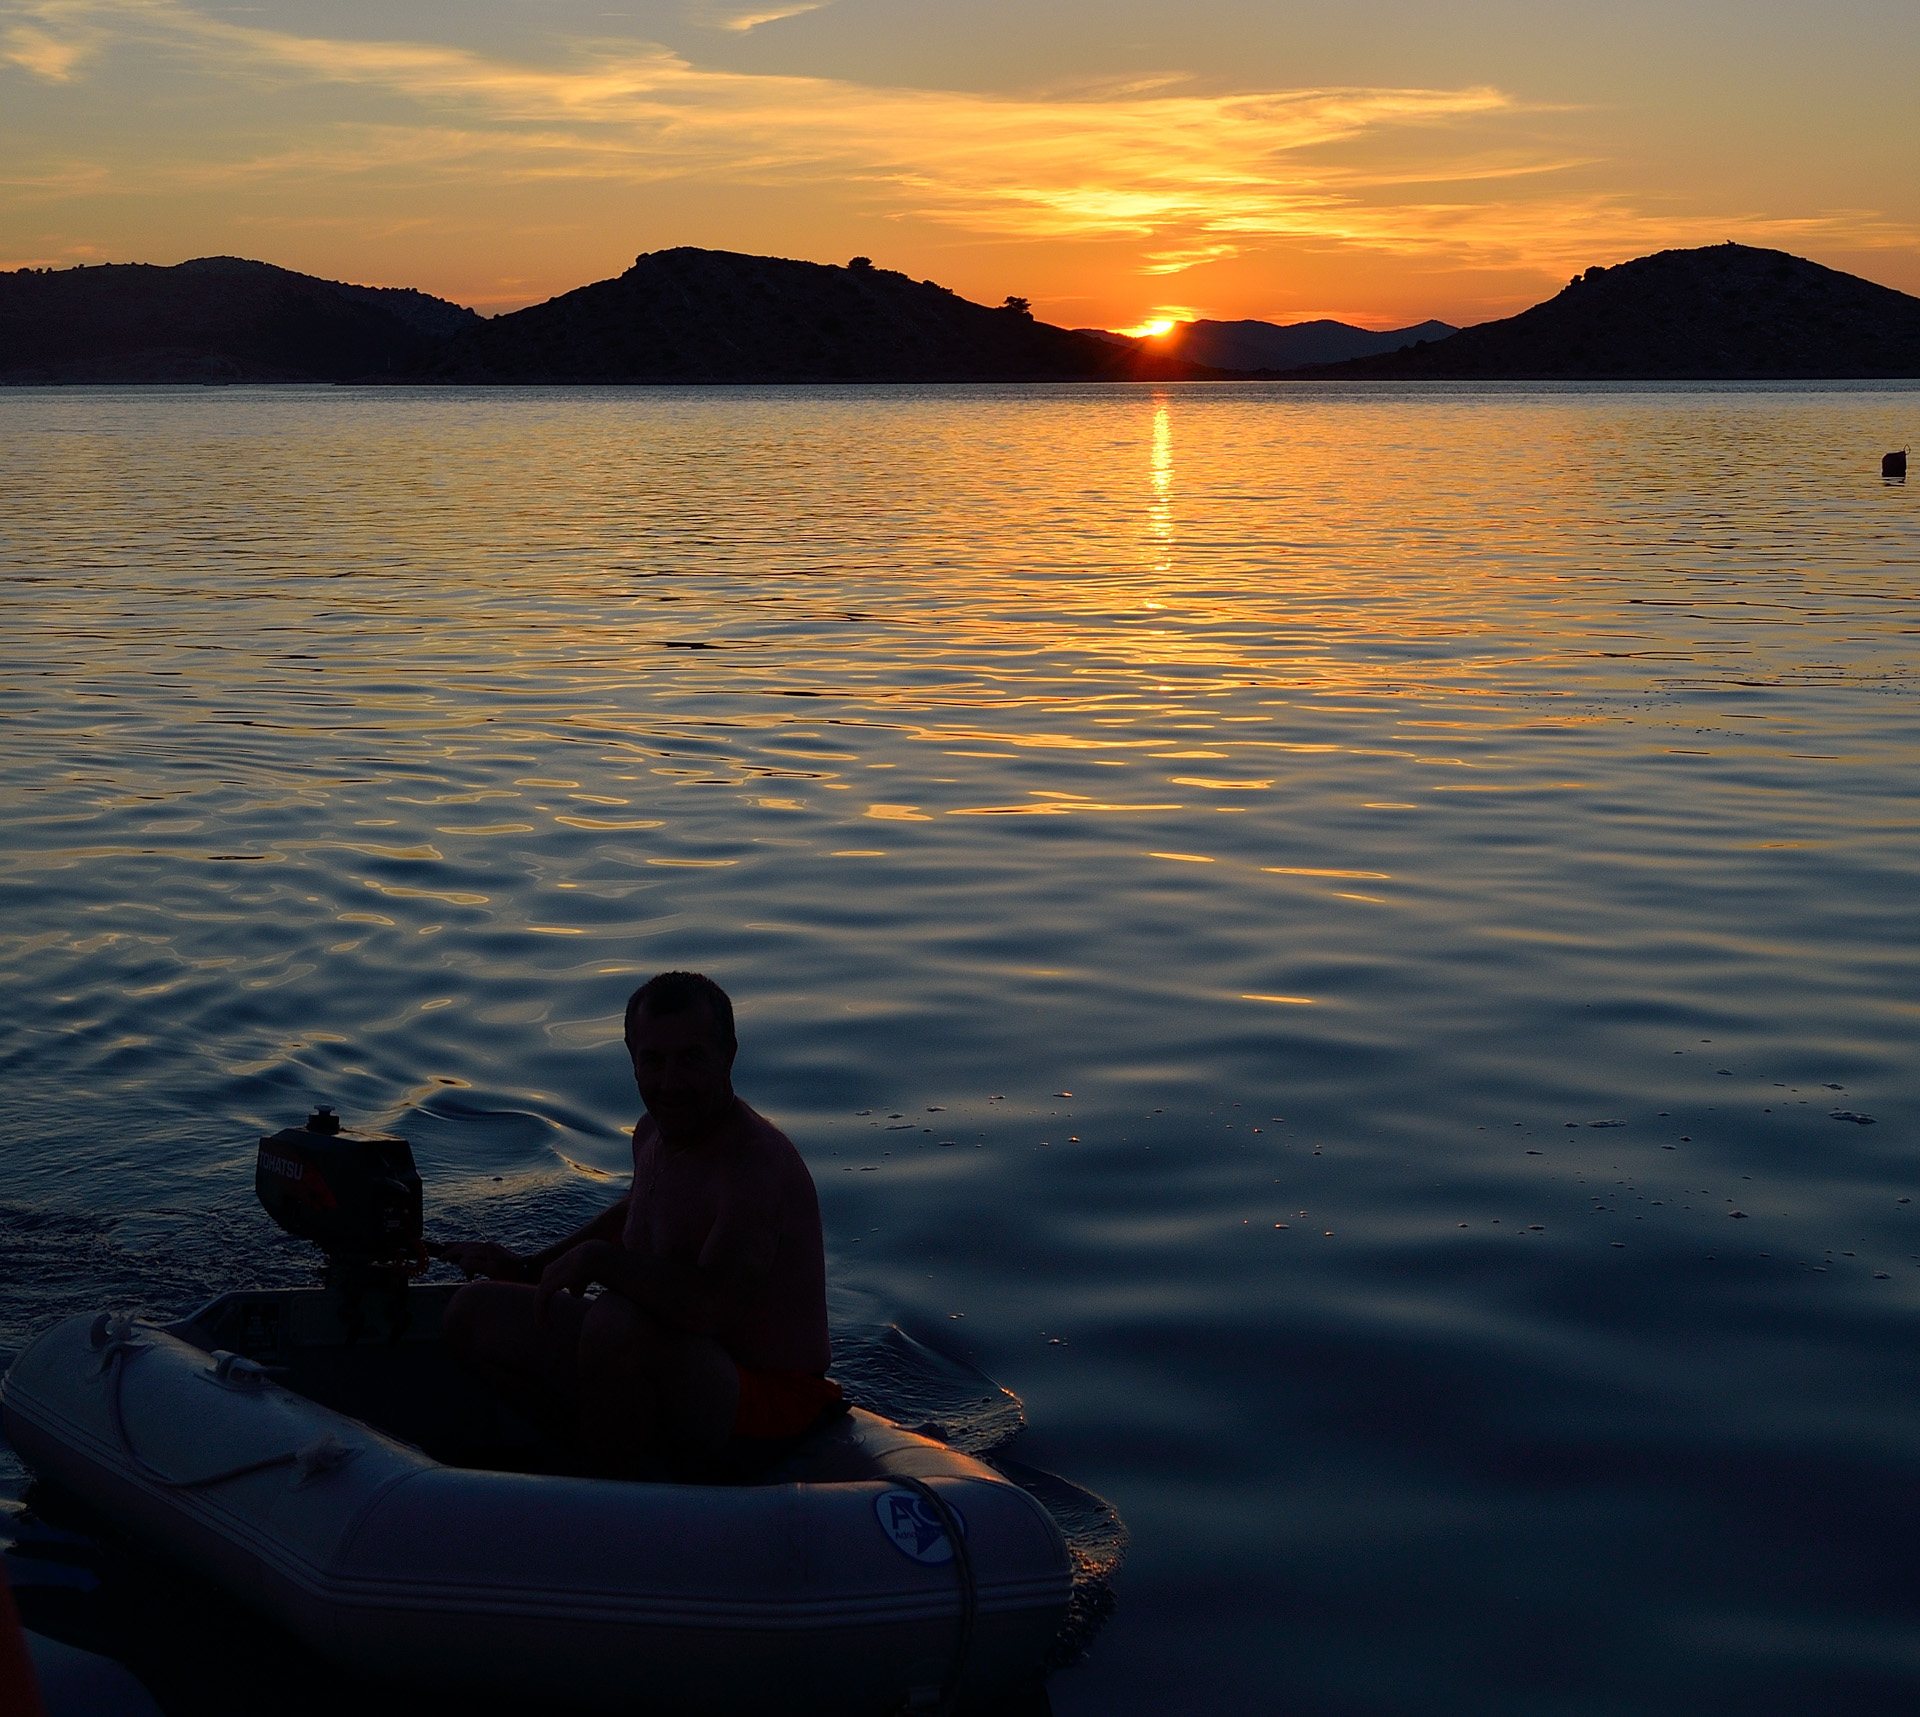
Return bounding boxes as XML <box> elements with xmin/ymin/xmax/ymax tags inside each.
<box><xmin>90</xmin><ymin>1315</ymin><xmax>354</xmax><ymax>1492</ymax></box>
<box><xmin>897</xmin><ymin>1474</ymin><xmax>977</xmax><ymax>1716</ymax></box>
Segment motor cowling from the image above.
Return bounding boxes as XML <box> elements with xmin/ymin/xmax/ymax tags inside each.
<box><xmin>256</xmin><ymin>1107</ymin><xmax>423</xmax><ymax>1270</ymax></box>
<box><xmin>255</xmin><ymin>1108</ymin><xmax>425</xmax><ymax>1342</ymax></box>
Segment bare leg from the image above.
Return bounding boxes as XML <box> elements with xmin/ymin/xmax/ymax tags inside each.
<box><xmin>442</xmin><ymin>1280</ymin><xmax>586</xmax><ymax>1442</ymax></box>
<box><xmin>443</xmin><ymin>1281</ymin><xmax>739</xmax><ymax>1479</ymax></box>
<box><xmin>576</xmin><ymin>1292</ymin><xmax>739</xmax><ymax>1480</ymax></box>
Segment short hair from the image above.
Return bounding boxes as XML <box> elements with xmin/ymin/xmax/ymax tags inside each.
<box><xmin>624</xmin><ymin>971</ymin><xmax>736</xmax><ymax>1053</ymax></box>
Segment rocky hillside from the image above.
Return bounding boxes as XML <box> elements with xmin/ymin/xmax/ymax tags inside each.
<box><xmin>1298</xmin><ymin>245</ymin><xmax>1920</xmax><ymax>380</ymax></box>
<box><xmin>418</xmin><ymin>248</ymin><xmax>1219</xmax><ymax>383</ymax></box>
<box><xmin>0</xmin><ymin>257</ymin><xmax>482</xmax><ymax>383</ymax></box>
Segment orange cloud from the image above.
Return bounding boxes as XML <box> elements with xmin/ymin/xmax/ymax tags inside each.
<box><xmin>2</xmin><ymin>19</ymin><xmax>98</xmax><ymax>78</ymax></box>
<box><xmin>702</xmin><ymin>2</ymin><xmax>833</xmax><ymax>32</ymax></box>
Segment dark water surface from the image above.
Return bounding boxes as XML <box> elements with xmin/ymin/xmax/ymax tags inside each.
<box><xmin>2</xmin><ymin>381</ymin><xmax>1917</xmax><ymax>1714</ymax></box>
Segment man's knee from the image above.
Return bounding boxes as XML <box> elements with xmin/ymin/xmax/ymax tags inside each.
<box><xmin>443</xmin><ymin>1282</ymin><xmax>481</xmax><ymax>1360</ymax></box>
<box><xmin>443</xmin><ymin>1280</ymin><xmax>517</xmax><ymax>1366</ymax></box>
<box><xmin>577</xmin><ymin>1291</ymin><xmax>665</xmax><ymax>1376</ymax></box>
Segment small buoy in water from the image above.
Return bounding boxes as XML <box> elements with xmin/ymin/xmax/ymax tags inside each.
<box><xmin>1884</xmin><ymin>449</ymin><xmax>1908</xmax><ymax>478</ymax></box>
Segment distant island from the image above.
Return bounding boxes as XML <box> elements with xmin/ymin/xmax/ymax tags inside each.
<box><xmin>5</xmin><ymin>243</ymin><xmax>1919</xmax><ymax>385</ymax></box>
<box><xmin>0</xmin><ymin>256</ymin><xmax>483</xmax><ymax>384</ymax></box>
<box><xmin>1290</xmin><ymin>244</ymin><xmax>1920</xmax><ymax>380</ymax></box>
<box><xmin>1081</xmin><ymin>317</ymin><xmax>1459</xmax><ymax>372</ymax></box>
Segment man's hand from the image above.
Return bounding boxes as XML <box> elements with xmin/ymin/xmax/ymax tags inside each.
<box><xmin>436</xmin><ymin>1240</ymin><xmax>528</xmax><ymax>1282</ymax></box>
<box><xmin>534</xmin><ymin>1240</ymin><xmax>616</xmax><ymax>1325</ymax></box>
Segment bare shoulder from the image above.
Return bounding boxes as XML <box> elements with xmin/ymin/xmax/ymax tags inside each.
<box><xmin>719</xmin><ymin>1101</ymin><xmax>814</xmax><ymax>1197</ymax></box>
<box><xmin>731</xmin><ymin>1101</ymin><xmax>807</xmax><ymax>1168</ymax></box>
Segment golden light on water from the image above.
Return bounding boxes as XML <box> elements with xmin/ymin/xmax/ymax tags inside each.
<box><xmin>1148</xmin><ymin>400</ymin><xmax>1174</xmax><ymax>572</ymax></box>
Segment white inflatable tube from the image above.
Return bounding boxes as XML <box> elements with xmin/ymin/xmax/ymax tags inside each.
<box><xmin>0</xmin><ymin>1289</ymin><xmax>1070</xmax><ymax>1713</ymax></box>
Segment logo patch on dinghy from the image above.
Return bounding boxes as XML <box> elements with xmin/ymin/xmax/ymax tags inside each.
<box><xmin>875</xmin><ymin>1490</ymin><xmax>967</xmax><ymax>1565</ymax></box>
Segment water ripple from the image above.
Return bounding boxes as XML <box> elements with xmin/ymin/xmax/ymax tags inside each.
<box><xmin>2</xmin><ymin>381</ymin><xmax>1917</xmax><ymax>1713</ymax></box>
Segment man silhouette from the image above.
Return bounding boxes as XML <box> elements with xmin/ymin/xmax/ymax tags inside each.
<box><xmin>440</xmin><ymin>972</ymin><xmax>838</xmax><ymax>1478</ymax></box>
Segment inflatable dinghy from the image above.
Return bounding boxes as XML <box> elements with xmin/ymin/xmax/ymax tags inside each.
<box><xmin>1</xmin><ymin>1284</ymin><xmax>1070</xmax><ymax>1714</ymax></box>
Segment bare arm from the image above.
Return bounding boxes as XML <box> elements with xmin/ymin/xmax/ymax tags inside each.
<box><xmin>533</xmin><ymin>1239</ymin><xmax>750</xmax><ymax>1336</ymax></box>
<box><xmin>523</xmin><ymin>1199</ymin><xmax>630</xmax><ymax>1276</ymax></box>
<box><xmin>527</xmin><ymin>1138</ymin><xmax>786</xmax><ymax>1333</ymax></box>
<box><xmin>437</xmin><ymin>1194</ymin><xmax>630</xmax><ymax>1284</ymax></box>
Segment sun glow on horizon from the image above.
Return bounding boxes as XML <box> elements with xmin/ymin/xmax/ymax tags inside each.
<box><xmin>1117</xmin><ymin>316</ymin><xmax>1184</xmax><ymax>338</ymax></box>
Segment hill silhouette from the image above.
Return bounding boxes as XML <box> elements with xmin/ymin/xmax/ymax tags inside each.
<box><xmin>0</xmin><ymin>257</ymin><xmax>482</xmax><ymax>383</ymax></box>
<box><xmin>1297</xmin><ymin>245</ymin><xmax>1920</xmax><ymax>380</ymax></box>
<box><xmin>418</xmin><ymin>248</ymin><xmax>1219</xmax><ymax>383</ymax></box>
<box><xmin>13</xmin><ymin>242</ymin><xmax>1913</xmax><ymax>386</ymax></box>
<box><xmin>1083</xmin><ymin>316</ymin><xmax>1457</xmax><ymax>371</ymax></box>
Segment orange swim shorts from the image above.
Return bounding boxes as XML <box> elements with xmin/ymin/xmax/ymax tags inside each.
<box><xmin>731</xmin><ymin>1367</ymin><xmax>844</xmax><ymax>1441</ymax></box>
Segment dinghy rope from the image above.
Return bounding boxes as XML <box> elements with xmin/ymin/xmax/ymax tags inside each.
<box><xmin>893</xmin><ymin>1475</ymin><xmax>977</xmax><ymax>1717</ymax></box>
<box><xmin>88</xmin><ymin>1314</ymin><xmax>357</xmax><ymax>1492</ymax></box>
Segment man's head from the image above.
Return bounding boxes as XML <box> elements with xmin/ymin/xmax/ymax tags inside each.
<box><xmin>624</xmin><ymin>971</ymin><xmax>737</xmax><ymax>1144</ymax></box>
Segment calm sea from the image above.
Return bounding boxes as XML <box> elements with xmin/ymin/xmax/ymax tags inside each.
<box><xmin>2</xmin><ymin>381</ymin><xmax>1917</xmax><ymax>1715</ymax></box>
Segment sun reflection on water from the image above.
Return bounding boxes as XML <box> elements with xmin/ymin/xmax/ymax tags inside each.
<box><xmin>1148</xmin><ymin>395</ymin><xmax>1174</xmax><ymax>576</ymax></box>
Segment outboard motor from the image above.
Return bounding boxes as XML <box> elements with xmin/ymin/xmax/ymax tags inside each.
<box><xmin>256</xmin><ymin>1107</ymin><xmax>425</xmax><ymax>1341</ymax></box>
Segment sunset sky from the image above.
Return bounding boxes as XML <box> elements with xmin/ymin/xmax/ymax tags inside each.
<box><xmin>4</xmin><ymin>0</ymin><xmax>1917</xmax><ymax>330</ymax></box>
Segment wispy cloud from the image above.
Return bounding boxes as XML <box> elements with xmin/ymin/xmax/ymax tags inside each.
<box><xmin>2</xmin><ymin>18</ymin><xmax>97</xmax><ymax>77</ymax></box>
<box><xmin>1141</xmin><ymin>244</ymin><xmax>1246</xmax><ymax>275</ymax></box>
<box><xmin>700</xmin><ymin>2</ymin><xmax>831</xmax><ymax>32</ymax></box>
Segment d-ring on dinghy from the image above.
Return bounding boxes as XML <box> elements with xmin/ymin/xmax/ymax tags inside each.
<box><xmin>0</xmin><ymin>1113</ymin><xmax>1071</xmax><ymax>1713</ymax></box>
